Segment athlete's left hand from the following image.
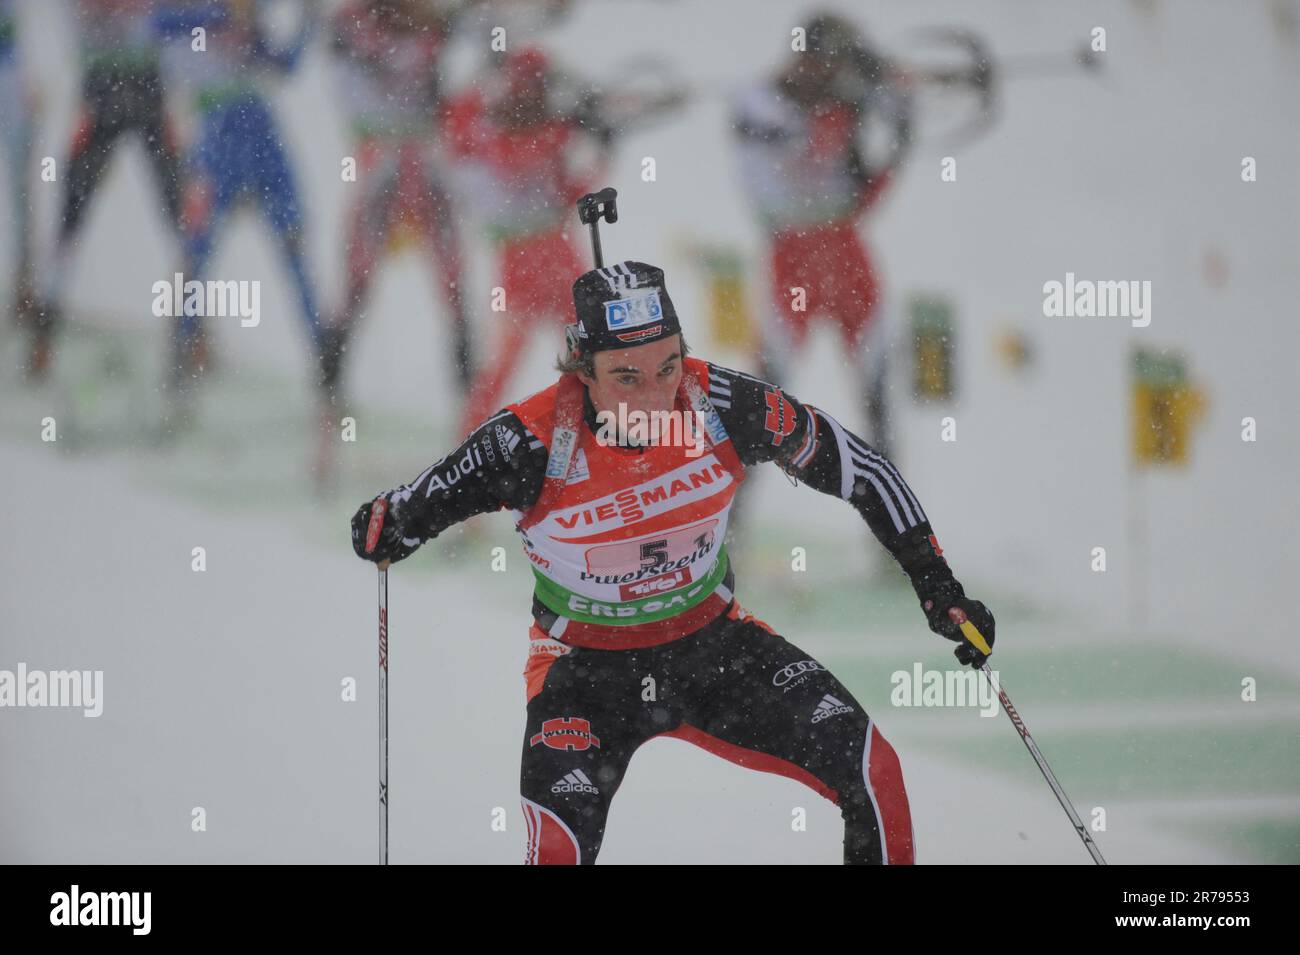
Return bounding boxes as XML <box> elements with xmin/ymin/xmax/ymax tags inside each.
<box><xmin>914</xmin><ymin>577</ymin><xmax>996</xmax><ymax>667</ymax></box>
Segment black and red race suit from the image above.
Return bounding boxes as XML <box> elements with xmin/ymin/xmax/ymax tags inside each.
<box><xmin>378</xmin><ymin>357</ymin><xmax>958</xmax><ymax>863</ymax></box>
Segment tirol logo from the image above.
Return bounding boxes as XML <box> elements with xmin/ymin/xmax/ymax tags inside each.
<box><xmin>604</xmin><ymin>288</ymin><xmax>663</xmax><ymax>330</ymax></box>
<box><xmin>763</xmin><ymin>389</ymin><xmax>796</xmax><ymax>447</ymax></box>
<box><xmin>530</xmin><ymin>716</ymin><xmax>601</xmax><ymax>751</ymax></box>
<box><xmin>773</xmin><ymin>660</ymin><xmax>826</xmax><ymax>688</ymax></box>
<box><xmin>619</xmin><ymin>567</ymin><xmax>692</xmax><ymax>601</ymax></box>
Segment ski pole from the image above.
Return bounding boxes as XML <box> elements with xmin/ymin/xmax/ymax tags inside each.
<box><xmin>951</xmin><ymin>609</ymin><xmax>1108</xmax><ymax>865</ymax></box>
<box><xmin>364</xmin><ymin>498</ymin><xmax>391</xmax><ymax>865</ymax></box>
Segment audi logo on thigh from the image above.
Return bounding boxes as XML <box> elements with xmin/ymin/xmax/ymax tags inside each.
<box><xmin>772</xmin><ymin>660</ymin><xmax>827</xmax><ymax>687</ymax></box>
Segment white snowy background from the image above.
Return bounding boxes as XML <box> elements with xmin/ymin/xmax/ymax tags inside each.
<box><xmin>1</xmin><ymin>0</ymin><xmax>1298</xmax><ymax>863</ymax></box>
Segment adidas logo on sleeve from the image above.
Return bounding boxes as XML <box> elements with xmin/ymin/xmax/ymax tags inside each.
<box><xmin>811</xmin><ymin>694</ymin><xmax>855</xmax><ymax>724</ymax></box>
<box><xmin>551</xmin><ymin>769</ymin><xmax>600</xmax><ymax>795</ymax></box>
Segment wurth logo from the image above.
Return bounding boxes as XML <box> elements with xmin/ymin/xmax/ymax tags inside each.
<box><xmin>530</xmin><ymin>717</ymin><xmax>601</xmax><ymax>751</ymax></box>
<box><xmin>764</xmin><ymin>389</ymin><xmax>796</xmax><ymax>446</ymax></box>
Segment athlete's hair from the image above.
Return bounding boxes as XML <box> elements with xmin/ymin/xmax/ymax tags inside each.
<box><xmin>555</xmin><ymin>333</ymin><xmax>690</xmax><ymax>378</ymax></box>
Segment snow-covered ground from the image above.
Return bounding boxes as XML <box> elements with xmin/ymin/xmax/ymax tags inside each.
<box><xmin>1</xmin><ymin>0</ymin><xmax>1297</xmax><ymax>863</ymax></box>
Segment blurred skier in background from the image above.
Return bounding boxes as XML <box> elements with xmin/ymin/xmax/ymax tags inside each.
<box><xmin>439</xmin><ymin>45</ymin><xmax>609</xmax><ymax>443</ymax></box>
<box><xmin>21</xmin><ymin>0</ymin><xmax>185</xmax><ymax>382</ymax></box>
<box><xmin>320</xmin><ymin>0</ymin><xmax>471</xmax><ymax>409</ymax></box>
<box><xmin>732</xmin><ymin>11</ymin><xmax>911</xmax><ymax>461</ymax></box>
<box><xmin>0</xmin><ymin>0</ymin><xmax>35</xmax><ymax>331</ymax></box>
<box><xmin>155</xmin><ymin>0</ymin><xmax>322</xmax><ymax>416</ymax></box>
<box><xmin>440</xmin><ymin>44</ymin><xmax>684</xmax><ymax>444</ymax></box>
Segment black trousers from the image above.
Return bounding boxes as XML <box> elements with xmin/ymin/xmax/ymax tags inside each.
<box><xmin>60</xmin><ymin>62</ymin><xmax>182</xmax><ymax>239</ymax></box>
<box><xmin>520</xmin><ymin>603</ymin><xmax>915</xmax><ymax>864</ymax></box>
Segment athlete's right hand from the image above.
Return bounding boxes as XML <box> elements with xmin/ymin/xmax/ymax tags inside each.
<box><xmin>351</xmin><ymin>495</ymin><xmax>419</xmax><ymax>565</ymax></box>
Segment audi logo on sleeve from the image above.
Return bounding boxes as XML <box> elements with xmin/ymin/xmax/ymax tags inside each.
<box><xmin>772</xmin><ymin>660</ymin><xmax>827</xmax><ymax>687</ymax></box>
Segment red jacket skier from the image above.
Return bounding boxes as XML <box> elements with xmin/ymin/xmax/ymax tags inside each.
<box><xmin>732</xmin><ymin>12</ymin><xmax>911</xmax><ymax>459</ymax></box>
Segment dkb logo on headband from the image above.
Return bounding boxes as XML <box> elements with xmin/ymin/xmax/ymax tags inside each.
<box><xmin>604</xmin><ymin>289</ymin><xmax>664</xmax><ymax>330</ymax></box>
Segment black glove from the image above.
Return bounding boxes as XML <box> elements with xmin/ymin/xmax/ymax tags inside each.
<box><xmin>912</xmin><ymin>573</ymin><xmax>996</xmax><ymax>668</ymax></box>
<box><xmin>351</xmin><ymin>495</ymin><xmax>420</xmax><ymax>565</ymax></box>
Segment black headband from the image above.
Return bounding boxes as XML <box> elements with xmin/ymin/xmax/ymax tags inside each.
<box><xmin>568</xmin><ymin>261</ymin><xmax>682</xmax><ymax>354</ymax></box>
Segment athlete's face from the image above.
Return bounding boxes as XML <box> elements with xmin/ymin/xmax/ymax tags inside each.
<box><xmin>580</xmin><ymin>335</ymin><xmax>684</xmax><ymax>419</ymax></box>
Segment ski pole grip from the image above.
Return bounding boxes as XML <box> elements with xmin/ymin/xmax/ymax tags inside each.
<box><xmin>365</xmin><ymin>496</ymin><xmax>389</xmax><ymax>555</ymax></box>
<box><xmin>948</xmin><ymin>606</ymin><xmax>992</xmax><ymax>656</ymax></box>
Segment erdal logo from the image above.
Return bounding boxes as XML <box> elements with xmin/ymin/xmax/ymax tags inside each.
<box><xmin>530</xmin><ymin>717</ymin><xmax>601</xmax><ymax>751</ymax></box>
<box><xmin>551</xmin><ymin>460</ymin><xmax>731</xmax><ymax>532</ymax></box>
<box><xmin>567</xmin><ymin>583</ymin><xmax>708</xmax><ymax>620</ymax></box>
<box><xmin>50</xmin><ymin>885</ymin><xmax>151</xmax><ymax>935</ymax></box>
